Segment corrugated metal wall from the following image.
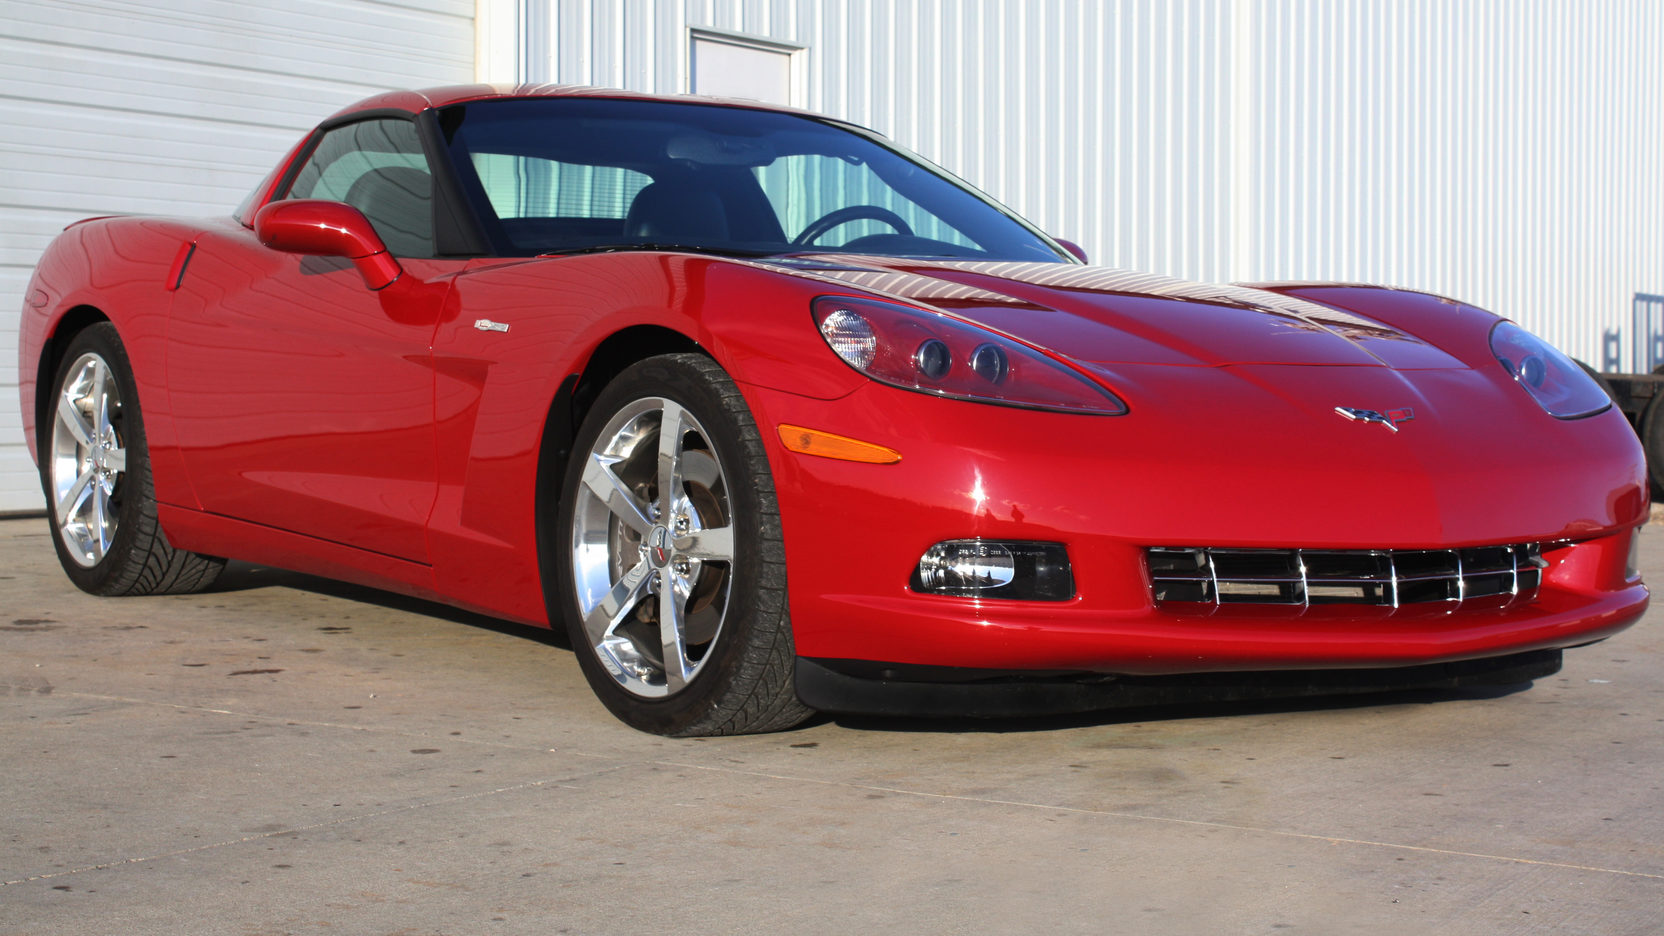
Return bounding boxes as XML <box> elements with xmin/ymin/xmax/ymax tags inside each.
<box><xmin>7</xmin><ymin>1</ymin><xmax>1660</xmax><ymax>511</ymax></box>
<box><xmin>0</xmin><ymin>0</ymin><xmax>474</xmax><ymax>512</ymax></box>
<box><xmin>488</xmin><ymin>0</ymin><xmax>1663</xmax><ymax>369</ymax></box>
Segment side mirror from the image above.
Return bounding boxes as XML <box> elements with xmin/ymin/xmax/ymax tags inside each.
<box><xmin>253</xmin><ymin>199</ymin><xmax>402</xmax><ymax>290</ymax></box>
<box><xmin>1054</xmin><ymin>238</ymin><xmax>1089</xmax><ymax>264</ymax></box>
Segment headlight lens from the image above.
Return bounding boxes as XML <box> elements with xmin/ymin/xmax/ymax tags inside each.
<box><xmin>819</xmin><ymin>308</ymin><xmax>877</xmax><ymax>369</ymax></box>
<box><xmin>812</xmin><ymin>296</ymin><xmax>1128</xmax><ymax>414</ymax></box>
<box><xmin>1488</xmin><ymin>321</ymin><xmax>1611</xmax><ymax>419</ymax></box>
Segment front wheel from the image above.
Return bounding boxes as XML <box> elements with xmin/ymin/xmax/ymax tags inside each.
<box><xmin>557</xmin><ymin>353</ymin><xmax>810</xmax><ymax>736</ymax></box>
<box><xmin>43</xmin><ymin>323</ymin><xmax>225</xmax><ymax>595</ymax></box>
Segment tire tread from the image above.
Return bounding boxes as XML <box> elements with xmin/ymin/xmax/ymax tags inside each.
<box><xmin>666</xmin><ymin>354</ymin><xmax>809</xmax><ymax>737</ymax></box>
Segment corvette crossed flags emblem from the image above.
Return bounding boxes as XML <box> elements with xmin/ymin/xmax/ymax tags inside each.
<box><xmin>1331</xmin><ymin>401</ymin><xmax>1411</xmax><ymax>429</ymax></box>
<box><xmin>1335</xmin><ymin>406</ymin><xmax>1415</xmax><ymax>432</ymax></box>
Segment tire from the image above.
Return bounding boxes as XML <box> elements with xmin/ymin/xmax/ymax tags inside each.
<box><xmin>557</xmin><ymin>353</ymin><xmax>810</xmax><ymax>736</ymax></box>
<box><xmin>1573</xmin><ymin>358</ymin><xmax>1618</xmax><ymax>405</ymax></box>
<box><xmin>42</xmin><ymin>323</ymin><xmax>225</xmax><ymax>596</ymax></box>
<box><xmin>1641</xmin><ymin>392</ymin><xmax>1664</xmax><ymax>496</ymax></box>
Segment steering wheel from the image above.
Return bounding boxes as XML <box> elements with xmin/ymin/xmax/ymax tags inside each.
<box><xmin>791</xmin><ymin>205</ymin><xmax>914</xmax><ymax>246</ymax></box>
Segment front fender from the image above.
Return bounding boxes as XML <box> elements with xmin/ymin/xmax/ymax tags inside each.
<box><xmin>20</xmin><ymin>217</ymin><xmax>207</xmax><ymax>510</ymax></box>
<box><xmin>420</xmin><ymin>252</ymin><xmax>875</xmax><ymax>625</ymax></box>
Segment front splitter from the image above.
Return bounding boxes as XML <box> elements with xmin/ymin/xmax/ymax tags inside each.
<box><xmin>793</xmin><ymin>649</ymin><xmax>1566</xmax><ymax>719</ymax></box>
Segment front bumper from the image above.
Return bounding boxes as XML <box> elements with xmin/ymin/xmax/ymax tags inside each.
<box><xmin>743</xmin><ymin>369</ymin><xmax>1649</xmax><ymax>674</ymax></box>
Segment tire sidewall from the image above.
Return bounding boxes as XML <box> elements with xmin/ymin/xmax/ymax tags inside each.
<box><xmin>1642</xmin><ymin>392</ymin><xmax>1664</xmax><ymax>496</ymax></box>
<box><xmin>555</xmin><ymin>354</ymin><xmax>781</xmax><ymax>736</ymax></box>
<box><xmin>42</xmin><ymin>323</ymin><xmax>154</xmax><ymax>595</ymax></box>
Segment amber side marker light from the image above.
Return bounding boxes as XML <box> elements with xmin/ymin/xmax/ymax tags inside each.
<box><xmin>778</xmin><ymin>425</ymin><xmax>902</xmax><ymax>464</ymax></box>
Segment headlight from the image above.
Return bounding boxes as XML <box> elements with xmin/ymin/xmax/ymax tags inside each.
<box><xmin>811</xmin><ymin>296</ymin><xmax>1128</xmax><ymax>414</ymax></box>
<box><xmin>1488</xmin><ymin>321</ymin><xmax>1611</xmax><ymax>419</ymax></box>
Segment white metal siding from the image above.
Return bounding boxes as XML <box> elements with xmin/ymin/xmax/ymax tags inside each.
<box><xmin>487</xmin><ymin>0</ymin><xmax>1663</xmax><ymax>369</ymax></box>
<box><xmin>0</xmin><ymin>0</ymin><xmax>474</xmax><ymax>513</ymax></box>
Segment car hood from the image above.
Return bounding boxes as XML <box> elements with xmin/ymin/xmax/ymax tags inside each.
<box><xmin>763</xmin><ymin>255</ymin><xmax>1466</xmax><ymax>370</ymax></box>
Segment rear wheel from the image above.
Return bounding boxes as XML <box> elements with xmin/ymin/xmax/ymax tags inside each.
<box><xmin>44</xmin><ymin>323</ymin><xmax>225</xmax><ymax>595</ymax></box>
<box><xmin>557</xmin><ymin>353</ymin><xmax>810</xmax><ymax>736</ymax></box>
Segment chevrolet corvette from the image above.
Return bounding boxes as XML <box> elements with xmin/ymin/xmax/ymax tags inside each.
<box><xmin>17</xmin><ymin>85</ymin><xmax>1648</xmax><ymax>735</ymax></box>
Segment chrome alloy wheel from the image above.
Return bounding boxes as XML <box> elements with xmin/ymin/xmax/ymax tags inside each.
<box><xmin>50</xmin><ymin>352</ymin><xmax>127</xmax><ymax>568</ymax></box>
<box><xmin>570</xmin><ymin>397</ymin><xmax>735</xmax><ymax>698</ymax></box>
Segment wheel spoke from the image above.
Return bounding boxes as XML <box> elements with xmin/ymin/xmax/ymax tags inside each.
<box><xmin>104</xmin><ymin>446</ymin><xmax>127</xmax><ymax>474</ymax></box>
<box><xmin>96</xmin><ymin>378</ymin><xmax>113</xmax><ymax>438</ymax></box>
<box><xmin>658</xmin><ymin>568</ymin><xmax>691</xmax><ymax>692</ymax></box>
<box><xmin>656</xmin><ymin>401</ymin><xmax>686</xmax><ymax>520</ymax></box>
<box><xmin>57</xmin><ymin>392</ymin><xmax>94</xmax><ymax>448</ymax></box>
<box><xmin>675</xmin><ymin>524</ymin><xmax>733</xmax><ymax>562</ymax></box>
<box><xmin>92</xmin><ymin>483</ymin><xmax>110</xmax><ymax>557</ymax></box>
<box><xmin>91</xmin><ymin>358</ymin><xmax>109</xmax><ymax>411</ymax></box>
<box><xmin>581</xmin><ymin>558</ymin><xmax>652</xmax><ymax>645</ymax></box>
<box><xmin>582</xmin><ymin>454</ymin><xmax>653</xmax><ymax>535</ymax></box>
<box><xmin>58</xmin><ymin>467</ymin><xmax>95</xmax><ymax>519</ymax></box>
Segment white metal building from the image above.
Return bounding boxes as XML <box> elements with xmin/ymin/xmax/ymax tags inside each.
<box><xmin>3</xmin><ymin>0</ymin><xmax>1661</xmax><ymax>512</ymax></box>
<box><xmin>0</xmin><ymin>0</ymin><xmax>474</xmax><ymax>512</ymax></box>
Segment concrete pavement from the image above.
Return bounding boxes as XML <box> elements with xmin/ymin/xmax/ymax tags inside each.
<box><xmin>1</xmin><ymin>515</ymin><xmax>1660</xmax><ymax>935</ymax></box>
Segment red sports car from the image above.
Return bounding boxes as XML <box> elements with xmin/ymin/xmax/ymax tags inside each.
<box><xmin>18</xmin><ymin>85</ymin><xmax>1648</xmax><ymax>735</ymax></box>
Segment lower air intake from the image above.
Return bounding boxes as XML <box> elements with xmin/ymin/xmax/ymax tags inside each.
<box><xmin>1148</xmin><ymin>544</ymin><xmax>1545</xmax><ymax>608</ymax></box>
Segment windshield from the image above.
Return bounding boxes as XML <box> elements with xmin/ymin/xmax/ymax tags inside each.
<box><xmin>439</xmin><ymin>97</ymin><xmax>1067</xmax><ymax>262</ymax></box>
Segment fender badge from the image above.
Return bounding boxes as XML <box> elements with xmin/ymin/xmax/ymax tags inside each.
<box><xmin>1335</xmin><ymin>406</ymin><xmax>1415</xmax><ymax>432</ymax></box>
<box><xmin>473</xmin><ymin>319</ymin><xmax>510</xmax><ymax>333</ymax></box>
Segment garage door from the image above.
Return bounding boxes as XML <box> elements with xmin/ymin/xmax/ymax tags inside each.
<box><xmin>0</xmin><ymin>0</ymin><xmax>474</xmax><ymax>512</ymax></box>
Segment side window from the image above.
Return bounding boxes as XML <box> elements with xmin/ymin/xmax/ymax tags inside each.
<box><xmin>284</xmin><ymin>119</ymin><xmax>433</xmax><ymax>257</ymax></box>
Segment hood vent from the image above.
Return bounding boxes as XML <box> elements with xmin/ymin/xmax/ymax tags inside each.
<box><xmin>1148</xmin><ymin>544</ymin><xmax>1545</xmax><ymax>608</ymax></box>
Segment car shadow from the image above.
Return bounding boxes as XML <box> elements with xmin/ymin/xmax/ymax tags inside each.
<box><xmin>209</xmin><ymin>560</ymin><xmax>571</xmax><ymax>651</ymax></box>
<box><xmin>205</xmin><ymin>560</ymin><xmax>1535</xmax><ymax>735</ymax></box>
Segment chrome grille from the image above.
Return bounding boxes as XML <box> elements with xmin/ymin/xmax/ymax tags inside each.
<box><xmin>1148</xmin><ymin>544</ymin><xmax>1545</xmax><ymax>608</ymax></box>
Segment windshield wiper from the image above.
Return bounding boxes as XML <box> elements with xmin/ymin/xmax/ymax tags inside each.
<box><xmin>539</xmin><ymin>242</ymin><xmax>784</xmax><ymax>259</ymax></box>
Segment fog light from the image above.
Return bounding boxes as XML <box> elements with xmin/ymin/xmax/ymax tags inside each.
<box><xmin>1627</xmin><ymin>526</ymin><xmax>1642</xmax><ymax>581</ymax></box>
<box><xmin>911</xmin><ymin>539</ymin><xmax>1074</xmax><ymax>601</ymax></box>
